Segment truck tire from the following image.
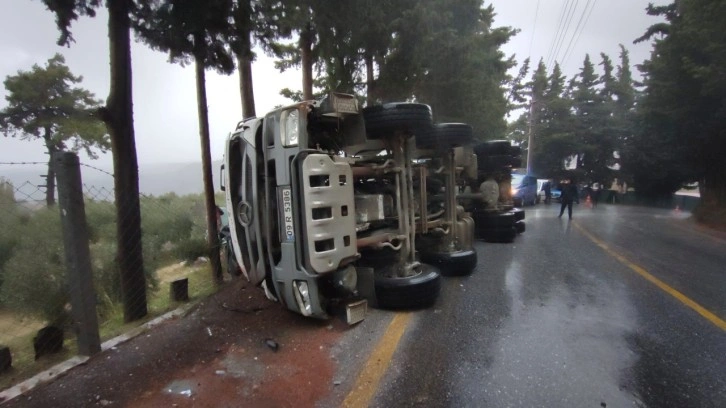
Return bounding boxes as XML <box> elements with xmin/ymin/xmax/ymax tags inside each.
<box><xmin>515</xmin><ymin>220</ymin><xmax>526</xmax><ymax>234</ymax></box>
<box><xmin>419</xmin><ymin>249</ymin><xmax>477</xmax><ymax>277</ymax></box>
<box><xmin>363</xmin><ymin>103</ymin><xmax>432</xmax><ymax>139</ymax></box>
<box><xmin>375</xmin><ymin>264</ymin><xmax>441</xmax><ymax>309</ymax></box>
<box><xmin>359</xmin><ymin>247</ymin><xmax>400</xmax><ymax>268</ymax></box>
<box><xmin>473</xmin><ymin>140</ymin><xmax>511</xmax><ymax>156</ymax></box>
<box><xmin>511</xmin><ymin>208</ymin><xmax>525</xmax><ymax>221</ymax></box>
<box><xmin>474</xmin><ymin>211</ymin><xmax>515</xmax><ymax>228</ymax></box>
<box><xmin>477</xmin><ymin>154</ymin><xmax>511</xmax><ymax>171</ymax></box>
<box><xmin>478</xmin><ymin>226</ymin><xmax>517</xmax><ymax>243</ymax></box>
<box><xmin>417</xmin><ymin>122</ymin><xmax>473</xmax><ymax>149</ymax></box>
<box><xmin>510</xmin><ymin>155</ymin><xmax>522</xmax><ymax>168</ymax></box>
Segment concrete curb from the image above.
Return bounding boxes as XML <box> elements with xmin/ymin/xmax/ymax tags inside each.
<box><xmin>0</xmin><ymin>304</ymin><xmax>195</xmax><ymax>405</ymax></box>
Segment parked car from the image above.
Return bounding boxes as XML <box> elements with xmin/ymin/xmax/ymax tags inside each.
<box><xmin>537</xmin><ymin>179</ymin><xmax>561</xmax><ymax>203</ymax></box>
<box><xmin>511</xmin><ymin>173</ymin><xmax>538</xmax><ymax>206</ymax></box>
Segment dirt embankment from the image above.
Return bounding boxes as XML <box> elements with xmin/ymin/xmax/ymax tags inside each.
<box><xmin>2</xmin><ymin>279</ymin><xmax>353</xmax><ymax>408</ymax></box>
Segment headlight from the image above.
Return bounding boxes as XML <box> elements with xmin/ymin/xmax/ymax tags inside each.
<box><xmin>511</xmin><ymin>188</ymin><xmax>519</xmax><ymax>195</ymax></box>
<box><xmin>334</xmin><ymin>266</ymin><xmax>357</xmax><ymax>293</ymax></box>
<box><xmin>293</xmin><ymin>280</ymin><xmax>312</xmax><ymax>316</ymax></box>
<box><xmin>282</xmin><ymin>109</ymin><xmax>299</xmax><ymax>146</ymax></box>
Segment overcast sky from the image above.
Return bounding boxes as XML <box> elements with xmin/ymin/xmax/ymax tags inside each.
<box><xmin>0</xmin><ymin>0</ymin><xmax>667</xmax><ymax>170</ymax></box>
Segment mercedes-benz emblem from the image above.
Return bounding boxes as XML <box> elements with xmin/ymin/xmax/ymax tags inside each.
<box><xmin>237</xmin><ymin>201</ymin><xmax>253</xmax><ymax>226</ymax></box>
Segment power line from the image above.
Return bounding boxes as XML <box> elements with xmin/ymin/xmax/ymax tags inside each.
<box><xmin>546</xmin><ymin>0</ymin><xmax>577</xmax><ymax>69</ymax></box>
<box><xmin>561</xmin><ymin>0</ymin><xmax>599</xmax><ymax>67</ymax></box>
<box><xmin>545</xmin><ymin>0</ymin><xmax>572</xmax><ymax>69</ymax></box>
<box><xmin>528</xmin><ymin>0</ymin><xmax>542</xmax><ymax>59</ymax></box>
<box><xmin>549</xmin><ymin>0</ymin><xmax>580</xmax><ymax>71</ymax></box>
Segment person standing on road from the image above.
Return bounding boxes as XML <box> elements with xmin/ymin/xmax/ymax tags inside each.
<box><xmin>543</xmin><ymin>180</ymin><xmax>552</xmax><ymax>204</ymax></box>
<box><xmin>608</xmin><ymin>178</ymin><xmax>619</xmax><ymax>204</ymax></box>
<box><xmin>558</xmin><ymin>179</ymin><xmax>579</xmax><ymax>219</ymax></box>
<box><xmin>591</xmin><ymin>181</ymin><xmax>600</xmax><ymax>208</ymax></box>
<box><xmin>619</xmin><ymin>180</ymin><xmax>628</xmax><ymax>203</ymax></box>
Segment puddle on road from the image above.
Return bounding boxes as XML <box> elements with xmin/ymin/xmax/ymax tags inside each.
<box><xmin>164</xmin><ymin>379</ymin><xmax>197</xmax><ymax>398</ymax></box>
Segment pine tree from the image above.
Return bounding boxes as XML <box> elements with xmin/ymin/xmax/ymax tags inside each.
<box><xmin>571</xmin><ymin>54</ymin><xmax>613</xmax><ymax>182</ymax></box>
<box><xmin>524</xmin><ymin>59</ymin><xmax>549</xmax><ymax>172</ymax></box>
<box><xmin>533</xmin><ymin>63</ymin><xmax>576</xmax><ymax>178</ymax></box>
<box><xmin>0</xmin><ymin>54</ymin><xmax>108</xmax><ymax>206</ymax></box>
<box><xmin>135</xmin><ymin>0</ymin><xmax>238</xmax><ymax>284</ymax></box>
<box><xmin>630</xmin><ymin>0</ymin><xmax>726</xmax><ymax>219</ymax></box>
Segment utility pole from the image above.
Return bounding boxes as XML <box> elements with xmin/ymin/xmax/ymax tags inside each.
<box><xmin>526</xmin><ymin>94</ymin><xmax>535</xmax><ymax>174</ymax></box>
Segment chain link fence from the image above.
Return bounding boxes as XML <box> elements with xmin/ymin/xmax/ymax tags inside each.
<box><xmin>0</xmin><ymin>155</ymin><xmax>223</xmax><ymax>389</ymax></box>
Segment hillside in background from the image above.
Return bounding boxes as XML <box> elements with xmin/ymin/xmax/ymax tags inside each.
<box><xmin>1</xmin><ymin>160</ymin><xmax>223</xmax><ymax>201</ymax></box>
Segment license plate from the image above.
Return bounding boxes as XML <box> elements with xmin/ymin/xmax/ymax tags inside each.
<box><xmin>281</xmin><ymin>187</ymin><xmax>294</xmax><ymax>242</ymax></box>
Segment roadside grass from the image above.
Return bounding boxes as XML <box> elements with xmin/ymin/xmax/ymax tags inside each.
<box><xmin>694</xmin><ymin>204</ymin><xmax>726</xmax><ymax>233</ymax></box>
<box><xmin>0</xmin><ymin>317</ymin><xmax>74</xmax><ymax>392</ymax></box>
<box><xmin>98</xmin><ymin>262</ymin><xmax>218</xmax><ymax>340</ymax></box>
<box><xmin>0</xmin><ymin>263</ymin><xmax>219</xmax><ymax>391</ymax></box>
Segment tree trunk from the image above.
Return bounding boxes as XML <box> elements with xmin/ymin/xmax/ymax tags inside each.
<box><xmin>697</xmin><ymin>171</ymin><xmax>726</xmax><ymax>219</ymax></box>
<box><xmin>526</xmin><ymin>98</ymin><xmax>535</xmax><ymax>174</ymax></box>
<box><xmin>238</xmin><ymin>53</ymin><xmax>256</xmax><ymax>119</ymax></box>
<box><xmin>236</xmin><ymin>21</ymin><xmax>256</xmax><ymax>120</ymax></box>
<box><xmin>365</xmin><ymin>51</ymin><xmax>375</xmax><ymax>105</ymax></box>
<box><xmin>44</xmin><ymin>128</ymin><xmax>57</xmax><ymax>207</ymax></box>
<box><xmin>300</xmin><ymin>24</ymin><xmax>314</xmax><ymax>101</ymax></box>
<box><xmin>106</xmin><ymin>0</ymin><xmax>147</xmax><ymax>322</ymax></box>
<box><xmin>194</xmin><ymin>55</ymin><xmax>223</xmax><ymax>285</ymax></box>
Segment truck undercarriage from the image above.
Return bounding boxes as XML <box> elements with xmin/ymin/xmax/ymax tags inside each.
<box><xmin>223</xmin><ymin>94</ymin><xmax>479</xmax><ymax>323</ymax></box>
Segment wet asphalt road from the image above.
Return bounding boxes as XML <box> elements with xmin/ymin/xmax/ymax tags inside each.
<box><xmin>370</xmin><ymin>204</ymin><xmax>726</xmax><ymax>408</ymax></box>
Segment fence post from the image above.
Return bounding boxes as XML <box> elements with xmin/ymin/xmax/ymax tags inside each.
<box><xmin>54</xmin><ymin>152</ymin><xmax>102</xmax><ymax>356</ymax></box>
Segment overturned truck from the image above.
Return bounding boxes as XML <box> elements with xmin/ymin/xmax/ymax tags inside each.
<box><xmin>222</xmin><ymin>93</ymin><xmax>477</xmax><ymax>324</ymax></box>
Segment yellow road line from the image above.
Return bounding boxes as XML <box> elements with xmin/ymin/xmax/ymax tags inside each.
<box><xmin>574</xmin><ymin>222</ymin><xmax>726</xmax><ymax>331</ymax></box>
<box><xmin>342</xmin><ymin>312</ymin><xmax>412</xmax><ymax>408</ymax></box>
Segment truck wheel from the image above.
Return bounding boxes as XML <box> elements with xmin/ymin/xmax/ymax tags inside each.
<box><xmin>419</xmin><ymin>249</ymin><xmax>477</xmax><ymax>277</ymax></box>
<box><xmin>417</xmin><ymin>122</ymin><xmax>473</xmax><ymax>150</ymax></box>
<box><xmin>363</xmin><ymin>102</ymin><xmax>432</xmax><ymax>139</ymax></box>
<box><xmin>477</xmin><ymin>154</ymin><xmax>511</xmax><ymax>171</ymax></box>
<box><xmin>478</xmin><ymin>226</ymin><xmax>517</xmax><ymax>243</ymax></box>
<box><xmin>515</xmin><ymin>220</ymin><xmax>526</xmax><ymax>234</ymax></box>
<box><xmin>375</xmin><ymin>264</ymin><xmax>441</xmax><ymax>309</ymax></box>
<box><xmin>473</xmin><ymin>140</ymin><xmax>511</xmax><ymax>156</ymax></box>
<box><xmin>474</xmin><ymin>211</ymin><xmax>516</xmax><ymax>228</ymax></box>
<box><xmin>511</xmin><ymin>208</ymin><xmax>525</xmax><ymax>221</ymax></box>
<box><xmin>359</xmin><ymin>247</ymin><xmax>400</xmax><ymax>269</ymax></box>
<box><xmin>510</xmin><ymin>155</ymin><xmax>522</xmax><ymax>168</ymax></box>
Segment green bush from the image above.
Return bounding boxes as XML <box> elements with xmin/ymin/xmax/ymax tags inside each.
<box><xmin>0</xmin><ymin>180</ymin><xmax>21</xmax><ymax>295</ymax></box>
<box><xmin>0</xmin><ymin>191</ymin><xmax>216</xmax><ymax>325</ymax></box>
<box><xmin>0</xmin><ymin>208</ymin><xmax>69</xmax><ymax>326</ymax></box>
<box><xmin>85</xmin><ymin>200</ymin><xmax>116</xmax><ymax>243</ymax></box>
<box><xmin>173</xmin><ymin>237</ymin><xmax>209</xmax><ymax>262</ymax></box>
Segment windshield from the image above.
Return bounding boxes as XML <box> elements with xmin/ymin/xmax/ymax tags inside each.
<box><xmin>511</xmin><ymin>174</ymin><xmax>525</xmax><ymax>186</ymax></box>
